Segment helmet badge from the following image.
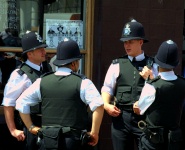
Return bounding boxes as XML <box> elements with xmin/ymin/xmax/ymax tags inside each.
<box><xmin>124</xmin><ymin>24</ymin><xmax>131</xmax><ymax>36</ymax></box>
<box><xmin>35</xmin><ymin>32</ymin><xmax>43</xmax><ymax>43</ymax></box>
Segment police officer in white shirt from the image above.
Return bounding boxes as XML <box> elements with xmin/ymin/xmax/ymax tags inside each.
<box><xmin>133</xmin><ymin>40</ymin><xmax>185</xmax><ymax>150</ymax></box>
<box><xmin>16</xmin><ymin>39</ymin><xmax>104</xmax><ymax>150</ymax></box>
<box><xmin>101</xmin><ymin>19</ymin><xmax>158</xmax><ymax>150</ymax></box>
<box><xmin>2</xmin><ymin>31</ymin><xmax>51</xmax><ymax>150</ymax></box>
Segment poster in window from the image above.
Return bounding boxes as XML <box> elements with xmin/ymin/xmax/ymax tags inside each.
<box><xmin>46</xmin><ymin>19</ymin><xmax>83</xmax><ymax>49</ymax></box>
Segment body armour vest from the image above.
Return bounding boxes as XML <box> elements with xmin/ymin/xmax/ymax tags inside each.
<box><xmin>145</xmin><ymin>76</ymin><xmax>185</xmax><ymax>129</ymax></box>
<box><xmin>17</xmin><ymin>63</ymin><xmax>43</xmax><ymax>114</ymax></box>
<box><xmin>114</xmin><ymin>55</ymin><xmax>149</xmax><ymax>105</ymax></box>
<box><xmin>40</xmin><ymin>73</ymin><xmax>88</xmax><ymax>130</ymax></box>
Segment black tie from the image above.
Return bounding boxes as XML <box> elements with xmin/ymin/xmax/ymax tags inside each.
<box><xmin>132</xmin><ymin>57</ymin><xmax>138</xmax><ymax>68</ymax></box>
<box><xmin>132</xmin><ymin>57</ymin><xmax>136</xmax><ymax>62</ymax></box>
<box><xmin>40</xmin><ymin>66</ymin><xmax>43</xmax><ymax>73</ymax></box>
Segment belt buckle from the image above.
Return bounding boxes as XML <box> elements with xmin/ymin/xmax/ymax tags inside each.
<box><xmin>138</xmin><ymin>120</ymin><xmax>147</xmax><ymax>130</ymax></box>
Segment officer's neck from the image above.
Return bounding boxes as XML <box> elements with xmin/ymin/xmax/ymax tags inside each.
<box><xmin>158</xmin><ymin>67</ymin><xmax>173</xmax><ymax>72</ymax></box>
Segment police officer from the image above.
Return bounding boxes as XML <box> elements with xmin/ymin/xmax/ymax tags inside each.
<box><xmin>2</xmin><ymin>31</ymin><xmax>52</xmax><ymax>150</ymax></box>
<box><xmin>101</xmin><ymin>19</ymin><xmax>158</xmax><ymax>150</ymax></box>
<box><xmin>15</xmin><ymin>39</ymin><xmax>104</xmax><ymax>150</ymax></box>
<box><xmin>133</xmin><ymin>40</ymin><xmax>185</xmax><ymax>150</ymax></box>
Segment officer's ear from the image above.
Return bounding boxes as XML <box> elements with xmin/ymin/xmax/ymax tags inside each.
<box><xmin>139</xmin><ymin>39</ymin><xmax>144</xmax><ymax>45</ymax></box>
<box><xmin>71</xmin><ymin>61</ymin><xmax>75</xmax><ymax>67</ymax></box>
<box><xmin>70</xmin><ymin>61</ymin><xmax>76</xmax><ymax>71</ymax></box>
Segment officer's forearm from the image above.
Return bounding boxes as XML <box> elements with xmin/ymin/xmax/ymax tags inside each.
<box><xmin>4</xmin><ymin>106</ymin><xmax>17</xmax><ymax>133</ymax></box>
<box><xmin>101</xmin><ymin>92</ymin><xmax>112</xmax><ymax>105</ymax></box>
<box><xmin>91</xmin><ymin>105</ymin><xmax>104</xmax><ymax>134</ymax></box>
<box><xmin>19</xmin><ymin>112</ymin><xmax>33</xmax><ymax>130</ymax></box>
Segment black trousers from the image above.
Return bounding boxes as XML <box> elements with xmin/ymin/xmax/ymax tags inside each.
<box><xmin>24</xmin><ymin>115</ymin><xmax>41</xmax><ymax>150</ymax></box>
<box><xmin>38</xmin><ymin>134</ymin><xmax>93</xmax><ymax>150</ymax></box>
<box><xmin>24</xmin><ymin>127</ymin><xmax>39</xmax><ymax>150</ymax></box>
<box><xmin>111</xmin><ymin>110</ymin><xmax>145</xmax><ymax>150</ymax></box>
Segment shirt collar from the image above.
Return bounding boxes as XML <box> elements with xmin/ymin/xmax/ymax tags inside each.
<box><xmin>158</xmin><ymin>71</ymin><xmax>177</xmax><ymax>80</ymax></box>
<box><xmin>25</xmin><ymin>60</ymin><xmax>40</xmax><ymax>71</ymax></box>
<box><xmin>128</xmin><ymin>52</ymin><xmax>145</xmax><ymax>61</ymax></box>
<box><xmin>55</xmin><ymin>67</ymin><xmax>72</xmax><ymax>76</ymax></box>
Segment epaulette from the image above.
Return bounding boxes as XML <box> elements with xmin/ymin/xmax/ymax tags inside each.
<box><xmin>17</xmin><ymin>63</ymin><xmax>25</xmax><ymax>76</ymax></box>
<box><xmin>17</xmin><ymin>69</ymin><xmax>25</xmax><ymax>76</ymax></box>
<box><xmin>112</xmin><ymin>59</ymin><xmax>119</xmax><ymax>64</ymax></box>
<box><xmin>40</xmin><ymin>71</ymin><xmax>54</xmax><ymax>78</ymax></box>
<box><xmin>176</xmin><ymin>74</ymin><xmax>185</xmax><ymax>80</ymax></box>
<box><xmin>147</xmin><ymin>76</ymin><xmax>161</xmax><ymax>84</ymax></box>
<box><xmin>17</xmin><ymin>63</ymin><xmax>34</xmax><ymax>76</ymax></box>
<box><xmin>71</xmin><ymin>71</ymin><xmax>87</xmax><ymax>79</ymax></box>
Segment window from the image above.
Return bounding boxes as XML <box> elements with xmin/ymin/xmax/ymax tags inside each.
<box><xmin>0</xmin><ymin>0</ymin><xmax>94</xmax><ymax>77</ymax></box>
<box><xmin>0</xmin><ymin>0</ymin><xmax>94</xmax><ymax>83</ymax></box>
<box><xmin>0</xmin><ymin>0</ymin><xmax>84</xmax><ymax>47</ymax></box>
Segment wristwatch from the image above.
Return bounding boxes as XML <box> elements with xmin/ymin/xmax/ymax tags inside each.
<box><xmin>29</xmin><ymin>124</ymin><xmax>36</xmax><ymax>132</ymax></box>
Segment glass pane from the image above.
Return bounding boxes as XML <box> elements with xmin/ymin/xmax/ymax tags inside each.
<box><xmin>0</xmin><ymin>0</ymin><xmax>85</xmax><ymax>49</ymax></box>
<box><xmin>44</xmin><ymin>0</ymin><xmax>84</xmax><ymax>49</ymax></box>
<box><xmin>0</xmin><ymin>0</ymin><xmax>21</xmax><ymax>47</ymax></box>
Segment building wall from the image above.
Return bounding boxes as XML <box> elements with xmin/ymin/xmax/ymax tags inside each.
<box><xmin>93</xmin><ymin>0</ymin><xmax>184</xmax><ymax>150</ymax></box>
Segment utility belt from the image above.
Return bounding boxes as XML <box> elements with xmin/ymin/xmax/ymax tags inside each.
<box><xmin>116</xmin><ymin>104</ymin><xmax>133</xmax><ymax>112</ymax></box>
<box><xmin>138</xmin><ymin>120</ymin><xmax>183</xmax><ymax>149</ymax></box>
<box><xmin>37</xmin><ymin>126</ymin><xmax>91</xmax><ymax>150</ymax></box>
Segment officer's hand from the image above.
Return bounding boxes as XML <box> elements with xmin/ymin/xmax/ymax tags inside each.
<box><xmin>30</xmin><ymin>126</ymin><xmax>41</xmax><ymax>135</ymax></box>
<box><xmin>104</xmin><ymin>103</ymin><xmax>121</xmax><ymax>117</ymax></box>
<box><xmin>88</xmin><ymin>132</ymin><xmax>99</xmax><ymax>146</ymax></box>
<box><xmin>133</xmin><ymin>101</ymin><xmax>140</xmax><ymax>115</ymax></box>
<box><xmin>11</xmin><ymin>129</ymin><xmax>26</xmax><ymax>141</ymax></box>
<box><xmin>140</xmin><ymin>66</ymin><xmax>154</xmax><ymax>80</ymax></box>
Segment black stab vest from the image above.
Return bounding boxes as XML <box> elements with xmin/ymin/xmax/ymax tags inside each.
<box><xmin>114</xmin><ymin>55</ymin><xmax>149</xmax><ymax>105</ymax></box>
<box><xmin>40</xmin><ymin>73</ymin><xmax>88</xmax><ymax>130</ymax></box>
<box><xmin>17</xmin><ymin>63</ymin><xmax>43</xmax><ymax>114</ymax></box>
<box><xmin>145</xmin><ymin>76</ymin><xmax>185</xmax><ymax>129</ymax></box>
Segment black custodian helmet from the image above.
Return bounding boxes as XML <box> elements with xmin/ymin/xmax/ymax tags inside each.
<box><xmin>155</xmin><ymin>40</ymin><xmax>179</xmax><ymax>69</ymax></box>
<box><xmin>120</xmin><ymin>19</ymin><xmax>148</xmax><ymax>43</ymax></box>
<box><xmin>53</xmin><ymin>39</ymin><xmax>82</xmax><ymax>66</ymax></box>
<box><xmin>21</xmin><ymin>31</ymin><xmax>47</xmax><ymax>54</ymax></box>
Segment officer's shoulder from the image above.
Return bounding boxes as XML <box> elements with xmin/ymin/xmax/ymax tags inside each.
<box><xmin>40</xmin><ymin>71</ymin><xmax>54</xmax><ymax>78</ymax></box>
<box><xmin>71</xmin><ymin>72</ymin><xmax>87</xmax><ymax>79</ymax></box>
<box><xmin>17</xmin><ymin>63</ymin><xmax>25</xmax><ymax>76</ymax></box>
<box><xmin>112</xmin><ymin>55</ymin><xmax>127</xmax><ymax>64</ymax></box>
<box><xmin>176</xmin><ymin>74</ymin><xmax>185</xmax><ymax>80</ymax></box>
<box><xmin>17</xmin><ymin>69</ymin><xmax>24</xmax><ymax>76</ymax></box>
<box><xmin>112</xmin><ymin>59</ymin><xmax>119</xmax><ymax>64</ymax></box>
<box><xmin>147</xmin><ymin>76</ymin><xmax>161</xmax><ymax>84</ymax></box>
